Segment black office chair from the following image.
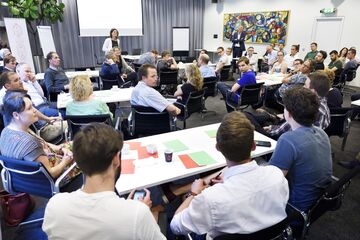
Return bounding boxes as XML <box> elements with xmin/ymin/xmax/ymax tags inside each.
<box><xmin>158</xmin><ymin>70</ymin><xmax>179</xmax><ymax>95</ymax></box>
<box><xmin>175</xmin><ymin>89</ymin><xmax>206</xmax><ymax>129</ymax></box>
<box><xmin>132</xmin><ymin>62</ymin><xmax>142</xmax><ymax>73</ymax></box>
<box><xmin>219</xmin><ymin>65</ymin><xmax>231</xmax><ymax>81</ymax></box>
<box><xmin>324</xmin><ymin>107</ymin><xmax>353</xmax><ymax>151</ymax></box>
<box><xmin>287</xmin><ymin>166</ymin><xmax>360</xmax><ymax>239</ymax></box>
<box><xmin>212</xmin><ymin>217</ymin><xmax>291</xmax><ymax>240</ymax></box>
<box><xmin>64</xmin><ymin>114</ymin><xmax>113</xmax><ymax>140</ymax></box>
<box><xmin>226</xmin><ymin>82</ymin><xmax>264</xmax><ymax>111</ymax></box>
<box><xmin>129</xmin><ymin>105</ymin><xmax>176</xmax><ymax>137</ymax></box>
<box><xmin>335</xmin><ymin>67</ymin><xmax>358</xmax><ymax>92</ymax></box>
<box><xmin>132</xmin><ymin>48</ymin><xmax>141</xmax><ymax>55</ymax></box>
<box><xmin>100</xmin><ymin>77</ymin><xmax>131</xmax><ymax>90</ymax></box>
<box><xmin>202</xmin><ymin>76</ymin><xmax>218</xmax><ymax>116</ymax></box>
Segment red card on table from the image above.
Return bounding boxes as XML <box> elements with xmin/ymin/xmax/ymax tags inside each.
<box><xmin>138</xmin><ymin>146</ymin><xmax>158</xmax><ymax>159</ymax></box>
<box><xmin>126</xmin><ymin>142</ymin><xmax>142</xmax><ymax>150</ymax></box>
<box><xmin>178</xmin><ymin>154</ymin><xmax>200</xmax><ymax>169</ymax></box>
<box><xmin>121</xmin><ymin>159</ymin><xmax>135</xmax><ymax>174</ymax></box>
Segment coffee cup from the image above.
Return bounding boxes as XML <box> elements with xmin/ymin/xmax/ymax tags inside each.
<box><xmin>164</xmin><ymin>149</ymin><xmax>173</xmax><ymax>162</ymax></box>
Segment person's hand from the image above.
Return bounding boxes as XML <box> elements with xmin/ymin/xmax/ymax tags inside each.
<box><xmin>47</xmin><ymin>116</ymin><xmax>61</xmax><ymax>124</ymax></box>
<box><xmin>191</xmin><ymin>179</ymin><xmax>206</xmax><ymax>195</ymax></box>
<box><xmin>121</xmin><ymin>73</ymin><xmax>127</xmax><ymax>79</ymax></box>
<box><xmin>175</xmin><ymin>107</ymin><xmax>181</xmax><ymax>115</ymax></box>
<box><xmin>209</xmin><ymin>173</ymin><xmax>224</xmax><ymax>186</ymax></box>
<box><xmin>64</xmin><ymin>84</ymin><xmax>70</xmax><ymax>90</ymax></box>
<box><xmin>107</xmin><ymin>58</ymin><xmax>115</xmax><ymax>65</ymax></box>
<box><xmin>29</xmin><ymin>73</ymin><xmax>36</xmax><ymax>82</ymax></box>
<box><xmin>62</xmin><ymin>153</ymin><xmax>74</xmax><ymax>166</ymax></box>
<box><xmin>263</xmin><ymin>126</ymin><xmax>271</xmax><ymax>132</ymax></box>
<box><xmin>128</xmin><ymin>189</ymin><xmax>152</xmax><ymax>208</ymax></box>
<box><xmin>61</xmin><ymin>147</ymin><xmax>73</xmax><ymax>159</ymax></box>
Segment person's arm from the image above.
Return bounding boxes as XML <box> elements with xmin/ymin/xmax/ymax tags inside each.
<box><xmin>281</xmin><ymin>63</ymin><xmax>288</xmax><ymax>74</ymax></box>
<box><xmin>231</xmin><ymin>82</ymin><xmax>241</xmax><ymax>92</ymax></box>
<box><xmin>122</xmin><ymin>58</ymin><xmax>135</xmax><ymax>73</ymax></box>
<box><xmin>170</xmin><ymin>57</ymin><xmax>178</xmax><ymax>70</ymax></box>
<box><xmin>174</xmin><ymin>84</ymin><xmax>183</xmax><ymax>97</ymax></box>
<box><xmin>266</xmin><ymin>121</ymin><xmax>291</xmax><ymax>137</ymax></box>
<box><xmin>175</xmin><ymin>179</ymin><xmax>206</xmax><ymax>214</ymax></box>
<box><xmin>36</xmin><ymin>154</ymin><xmax>73</xmax><ymax>178</ymax></box>
<box><xmin>215</xmin><ymin>61</ymin><xmax>225</xmax><ymax>73</ymax></box>
<box><xmin>102</xmin><ymin>38</ymin><xmax>111</xmax><ymax>53</ymax></box>
<box><xmin>269</xmin><ymin>136</ymin><xmax>296</xmax><ymax>177</ymax></box>
<box><xmin>34</xmin><ymin>109</ymin><xmax>60</xmax><ymax>123</ymax></box>
<box><xmin>166</xmin><ymin>104</ymin><xmax>181</xmax><ymax>115</ymax></box>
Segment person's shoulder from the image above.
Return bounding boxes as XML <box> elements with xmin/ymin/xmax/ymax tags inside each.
<box><xmin>46</xmin><ymin>192</ymin><xmax>73</xmax><ymax>210</ymax></box>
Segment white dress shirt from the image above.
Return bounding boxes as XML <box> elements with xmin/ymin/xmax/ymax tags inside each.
<box><xmin>22</xmin><ymin>80</ymin><xmax>46</xmax><ymax>107</ymax></box>
<box><xmin>170</xmin><ymin>161</ymin><xmax>289</xmax><ymax>239</ymax></box>
<box><xmin>284</xmin><ymin>53</ymin><xmax>299</xmax><ymax>69</ymax></box>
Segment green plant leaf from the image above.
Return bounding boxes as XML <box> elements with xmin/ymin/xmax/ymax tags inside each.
<box><xmin>24</xmin><ymin>8</ymin><xmax>30</xmax><ymax>18</ymax></box>
<box><xmin>9</xmin><ymin>6</ymin><xmax>20</xmax><ymax>16</ymax></box>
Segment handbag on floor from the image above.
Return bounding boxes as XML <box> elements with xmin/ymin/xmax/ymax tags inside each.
<box><xmin>0</xmin><ymin>190</ymin><xmax>35</xmax><ymax>227</ymax></box>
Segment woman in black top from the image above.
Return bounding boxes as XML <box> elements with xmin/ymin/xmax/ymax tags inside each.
<box><xmin>174</xmin><ymin>64</ymin><xmax>203</xmax><ymax>104</ymax></box>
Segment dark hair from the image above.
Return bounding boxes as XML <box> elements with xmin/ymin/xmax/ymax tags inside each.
<box><xmin>349</xmin><ymin>48</ymin><xmax>356</xmax><ymax>56</ymax></box>
<box><xmin>294</xmin><ymin>59</ymin><xmax>304</xmax><ymax>64</ymax></box>
<box><xmin>2</xmin><ymin>91</ymin><xmax>31</xmax><ymax>124</ymax></box>
<box><xmin>308</xmin><ymin>72</ymin><xmax>331</xmax><ymax>98</ymax></box>
<box><xmin>150</xmin><ymin>49</ymin><xmax>158</xmax><ymax>55</ymax></box>
<box><xmin>0</xmin><ymin>72</ymin><xmax>17</xmax><ymax>88</ymax></box>
<box><xmin>3</xmin><ymin>55</ymin><xmax>16</xmax><ymax>64</ymax></box>
<box><xmin>277</xmin><ymin>51</ymin><xmax>284</xmax><ymax>56</ymax></box>
<box><xmin>292</xmin><ymin>44</ymin><xmax>300</xmax><ymax>52</ymax></box>
<box><xmin>238</xmin><ymin>56</ymin><xmax>250</xmax><ymax>65</ymax></box>
<box><xmin>319</xmin><ymin>50</ymin><xmax>327</xmax><ymax>60</ymax></box>
<box><xmin>161</xmin><ymin>50</ymin><xmax>170</xmax><ymax>58</ymax></box>
<box><xmin>200</xmin><ymin>49</ymin><xmax>208</xmax><ymax>54</ymax></box>
<box><xmin>109</xmin><ymin>28</ymin><xmax>119</xmax><ymax>38</ymax></box>
<box><xmin>329</xmin><ymin>50</ymin><xmax>338</xmax><ymax>55</ymax></box>
<box><xmin>305</xmin><ymin>59</ymin><xmax>315</xmax><ymax>72</ymax></box>
<box><xmin>216</xmin><ymin>112</ymin><xmax>255</xmax><ymax>162</ymax></box>
<box><xmin>283</xmin><ymin>87</ymin><xmax>320</xmax><ymax>127</ymax></box>
<box><xmin>311</xmin><ymin>42</ymin><xmax>318</xmax><ymax>47</ymax></box>
<box><xmin>73</xmin><ymin>123</ymin><xmax>123</xmax><ymax>176</ymax></box>
<box><xmin>217</xmin><ymin>47</ymin><xmax>224</xmax><ymax>52</ymax></box>
<box><xmin>339</xmin><ymin>47</ymin><xmax>348</xmax><ymax>56</ymax></box>
<box><xmin>138</xmin><ymin>64</ymin><xmax>156</xmax><ymax>80</ymax></box>
<box><xmin>46</xmin><ymin>51</ymin><xmax>57</xmax><ymax>62</ymax></box>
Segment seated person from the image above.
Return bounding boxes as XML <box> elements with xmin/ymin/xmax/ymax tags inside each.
<box><xmin>0</xmin><ymin>48</ymin><xmax>11</xmax><ymax>61</ymax></box>
<box><xmin>277</xmin><ymin>42</ymin><xmax>287</xmax><ymax>55</ymax></box>
<box><xmin>267</xmin><ymin>71</ymin><xmax>330</xmax><ymax>138</ymax></box>
<box><xmin>193</xmin><ymin>49</ymin><xmax>208</xmax><ymax>66</ymax></box>
<box><xmin>214</xmin><ymin>47</ymin><xmax>229</xmax><ymax>74</ymax></box>
<box><xmin>44</xmin><ymin>51</ymin><xmax>70</xmax><ymax>96</ymax></box>
<box><xmin>131</xmin><ymin>64</ymin><xmax>181</xmax><ymax>115</ymax></box>
<box><xmin>271</xmin><ymin>51</ymin><xmax>288</xmax><ymax>74</ymax></box>
<box><xmin>43</xmin><ymin>123</ymin><xmax>166</xmax><ymax>240</ymax></box>
<box><xmin>217</xmin><ymin>56</ymin><xmax>256</xmax><ymax>112</ymax></box>
<box><xmin>277</xmin><ymin>59</ymin><xmax>314</xmax><ymax>99</ymax></box>
<box><xmin>16</xmin><ymin>63</ymin><xmax>60</xmax><ymax>120</ymax></box>
<box><xmin>245</xmin><ymin>46</ymin><xmax>258</xmax><ymax>72</ymax></box>
<box><xmin>170</xmin><ymin>111</ymin><xmax>289</xmax><ymax>238</ymax></box>
<box><xmin>304</xmin><ymin>42</ymin><xmax>318</xmax><ymax>61</ymax></box>
<box><xmin>269</xmin><ymin>87</ymin><xmax>332</xmax><ymax>212</ymax></box>
<box><xmin>225</xmin><ymin>47</ymin><xmax>233</xmax><ymax>66</ymax></box>
<box><xmin>66</xmin><ymin>75</ymin><xmax>113</xmax><ymax>119</ymax></box>
<box><xmin>314</xmin><ymin>50</ymin><xmax>327</xmax><ymax>71</ymax></box>
<box><xmin>0</xmin><ymin>72</ymin><xmax>60</xmax><ymax>126</ymax></box>
<box><xmin>283</xmin><ymin>44</ymin><xmax>300</xmax><ymax>69</ymax></box>
<box><xmin>157</xmin><ymin>50</ymin><xmax>178</xmax><ymax>72</ymax></box>
<box><xmin>263</xmin><ymin>44</ymin><xmax>278</xmax><ymax>67</ymax></box>
<box><xmin>0</xmin><ymin>91</ymin><xmax>78</xmax><ymax>183</ymax></box>
<box><xmin>322</xmin><ymin>69</ymin><xmax>343</xmax><ymax>108</ymax></box>
<box><xmin>138</xmin><ymin>49</ymin><xmax>159</xmax><ymax>65</ymax></box>
<box><xmin>174</xmin><ymin>64</ymin><xmax>203</xmax><ymax>104</ymax></box>
<box><xmin>112</xmin><ymin>47</ymin><xmax>138</xmax><ymax>85</ymax></box>
<box><xmin>198</xmin><ymin>54</ymin><xmax>216</xmax><ymax>78</ymax></box>
<box><xmin>286</xmin><ymin>58</ymin><xmax>303</xmax><ymax>77</ymax></box>
<box><xmin>100</xmin><ymin>51</ymin><xmax>120</xmax><ymax>80</ymax></box>
<box><xmin>2</xmin><ymin>55</ymin><xmax>17</xmax><ymax>73</ymax></box>
<box><xmin>344</xmin><ymin>48</ymin><xmax>358</xmax><ymax>70</ymax></box>
<box><xmin>327</xmin><ymin>50</ymin><xmax>343</xmax><ymax>78</ymax></box>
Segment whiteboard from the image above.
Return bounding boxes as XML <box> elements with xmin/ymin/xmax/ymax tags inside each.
<box><xmin>37</xmin><ymin>26</ymin><xmax>56</xmax><ymax>58</ymax></box>
<box><xmin>4</xmin><ymin>18</ymin><xmax>35</xmax><ymax>71</ymax></box>
<box><xmin>172</xmin><ymin>28</ymin><xmax>189</xmax><ymax>51</ymax></box>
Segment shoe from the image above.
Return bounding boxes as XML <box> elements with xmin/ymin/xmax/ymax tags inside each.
<box><xmin>337</xmin><ymin>160</ymin><xmax>360</xmax><ymax>169</ymax></box>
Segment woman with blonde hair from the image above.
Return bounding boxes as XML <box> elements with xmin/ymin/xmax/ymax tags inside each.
<box><xmin>66</xmin><ymin>75</ymin><xmax>113</xmax><ymax>118</ymax></box>
<box><xmin>174</xmin><ymin>64</ymin><xmax>204</xmax><ymax>104</ymax></box>
<box><xmin>321</xmin><ymin>69</ymin><xmax>343</xmax><ymax>108</ymax></box>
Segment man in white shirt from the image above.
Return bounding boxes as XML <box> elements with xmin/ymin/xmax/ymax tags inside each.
<box><xmin>215</xmin><ymin>47</ymin><xmax>229</xmax><ymax>73</ymax></box>
<box><xmin>245</xmin><ymin>46</ymin><xmax>259</xmax><ymax>72</ymax></box>
<box><xmin>43</xmin><ymin>123</ymin><xmax>166</xmax><ymax>240</ymax></box>
<box><xmin>264</xmin><ymin>45</ymin><xmax>278</xmax><ymax>67</ymax></box>
<box><xmin>170</xmin><ymin>111</ymin><xmax>289</xmax><ymax>239</ymax></box>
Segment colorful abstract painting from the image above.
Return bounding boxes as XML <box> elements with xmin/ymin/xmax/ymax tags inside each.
<box><xmin>223</xmin><ymin>10</ymin><xmax>290</xmax><ymax>44</ymax></box>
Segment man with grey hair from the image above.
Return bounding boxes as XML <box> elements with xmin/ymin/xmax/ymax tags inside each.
<box><xmin>198</xmin><ymin>54</ymin><xmax>216</xmax><ymax>78</ymax></box>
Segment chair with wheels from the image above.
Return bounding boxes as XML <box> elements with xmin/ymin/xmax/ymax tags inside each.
<box><xmin>287</xmin><ymin>166</ymin><xmax>360</xmax><ymax>239</ymax></box>
<box><xmin>226</xmin><ymin>82</ymin><xmax>264</xmax><ymax>111</ymax></box>
<box><xmin>324</xmin><ymin>107</ymin><xmax>353</xmax><ymax>151</ymax></box>
<box><xmin>129</xmin><ymin>105</ymin><xmax>177</xmax><ymax>137</ymax></box>
<box><xmin>202</xmin><ymin>76</ymin><xmax>218</xmax><ymax>116</ymax></box>
<box><xmin>175</xmin><ymin>89</ymin><xmax>206</xmax><ymax>129</ymax></box>
<box><xmin>219</xmin><ymin>65</ymin><xmax>231</xmax><ymax>81</ymax></box>
<box><xmin>64</xmin><ymin>114</ymin><xmax>113</xmax><ymax>140</ymax></box>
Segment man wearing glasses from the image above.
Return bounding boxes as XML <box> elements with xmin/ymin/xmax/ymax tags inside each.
<box><xmin>215</xmin><ymin>47</ymin><xmax>229</xmax><ymax>74</ymax></box>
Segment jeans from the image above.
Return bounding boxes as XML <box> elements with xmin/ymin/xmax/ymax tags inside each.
<box><xmin>217</xmin><ymin>82</ymin><xmax>234</xmax><ymax>113</ymax></box>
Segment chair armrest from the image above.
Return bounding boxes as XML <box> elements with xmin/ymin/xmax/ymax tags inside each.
<box><xmin>55</xmin><ymin>162</ymin><xmax>78</xmax><ymax>193</ymax></box>
<box><xmin>287</xmin><ymin>203</ymin><xmax>308</xmax><ymax>223</ymax></box>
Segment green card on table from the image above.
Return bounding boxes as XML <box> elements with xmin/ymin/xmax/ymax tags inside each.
<box><xmin>163</xmin><ymin>140</ymin><xmax>189</xmax><ymax>152</ymax></box>
<box><xmin>189</xmin><ymin>151</ymin><xmax>217</xmax><ymax>166</ymax></box>
<box><xmin>205</xmin><ymin>129</ymin><xmax>217</xmax><ymax>138</ymax></box>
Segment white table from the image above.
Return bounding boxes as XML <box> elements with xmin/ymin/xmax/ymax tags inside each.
<box><xmin>36</xmin><ymin>70</ymin><xmax>99</xmax><ymax>81</ymax></box>
<box><xmin>56</xmin><ymin>87</ymin><xmax>133</xmax><ymax>109</ymax></box>
<box><xmin>256</xmin><ymin>73</ymin><xmax>284</xmax><ymax>86</ymax></box>
<box><xmin>352</xmin><ymin>99</ymin><xmax>360</xmax><ymax>107</ymax></box>
<box><xmin>123</xmin><ymin>55</ymin><xmax>141</xmax><ymax>62</ymax></box>
<box><xmin>115</xmin><ymin>123</ymin><xmax>277</xmax><ymax>195</ymax></box>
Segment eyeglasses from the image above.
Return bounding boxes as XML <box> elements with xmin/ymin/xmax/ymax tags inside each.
<box><xmin>303</xmin><ymin>64</ymin><xmax>311</xmax><ymax>68</ymax></box>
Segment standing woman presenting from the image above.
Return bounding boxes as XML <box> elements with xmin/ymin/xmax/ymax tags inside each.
<box><xmin>102</xmin><ymin>28</ymin><xmax>120</xmax><ymax>54</ymax></box>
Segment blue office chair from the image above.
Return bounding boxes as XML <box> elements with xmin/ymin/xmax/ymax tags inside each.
<box><xmin>0</xmin><ymin>155</ymin><xmax>80</xmax><ymax>199</ymax></box>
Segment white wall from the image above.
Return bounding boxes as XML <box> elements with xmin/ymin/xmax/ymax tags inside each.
<box><xmin>203</xmin><ymin>0</ymin><xmax>360</xmax><ymax>87</ymax></box>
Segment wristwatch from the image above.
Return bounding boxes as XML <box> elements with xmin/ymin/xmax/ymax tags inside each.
<box><xmin>184</xmin><ymin>191</ymin><xmax>198</xmax><ymax>199</ymax></box>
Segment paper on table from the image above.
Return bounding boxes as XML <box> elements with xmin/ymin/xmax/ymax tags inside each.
<box><xmin>189</xmin><ymin>151</ymin><xmax>217</xmax><ymax>166</ymax></box>
<box><xmin>138</xmin><ymin>146</ymin><xmax>158</xmax><ymax>159</ymax></box>
<box><xmin>163</xmin><ymin>140</ymin><xmax>189</xmax><ymax>152</ymax></box>
<box><xmin>178</xmin><ymin>154</ymin><xmax>201</xmax><ymax>169</ymax></box>
<box><xmin>121</xmin><ymin>159</ymin><xmax>135</xmax><ymax>174</ymax></box>
<box><xmin>205</xmin><ymin>129</ymin><xmax>217</xmax><ymax>138</ymax></box>
<box><xmin>125</xmin><ymin>142</ymin><xmax>142</xmax><ymax>150</ymax></box>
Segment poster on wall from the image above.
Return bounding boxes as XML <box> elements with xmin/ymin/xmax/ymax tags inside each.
<box><xmin>223</xmin><ymin>10</ymin><xmax>290</xmax><ymax>44</ymax></box>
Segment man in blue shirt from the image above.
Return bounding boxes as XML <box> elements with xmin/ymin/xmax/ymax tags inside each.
<box><xmin>269</xmin><ymin>87</ymin><xmax>332</xmax><ymax>212</ymax></box>
<box><xmin>217</xmin><ymin>56</ymin><xmax>256</xmax><ymax>112</ymax></box>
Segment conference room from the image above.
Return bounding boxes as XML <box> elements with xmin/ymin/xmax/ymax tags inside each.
<box><xmin>0</xmin><ymin>0</ymin><xmax>360</xmax><ymax>239</ymax></box>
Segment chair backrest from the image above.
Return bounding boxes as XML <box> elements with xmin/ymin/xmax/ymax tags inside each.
<box><xmin>0</xmin><ymin>155</ymin><xmax>56</xmax><ymax>199</ymax></box>
<box><xmin>239</xmin><ymin>82</ymin><xmax>264</xmax><ymax>106</ymax></box>
<box><xmin>74</xmin><ymin>67</ymin><xmax>95</xmax><ymax>71</ymax></box>
<box><xmin>340</xmin><ymin>67</ymin><xmax>358</xmax><ymax>82</ymax></box>
<box><xmin>159</xmin><ymin>71</ymin><xmax>178</xmax><ymax>85</ymax></box>
<box><xmin>184</xmin><ymin>89</ymin><xmax>206</xmax><ymax>117</ymax></box>
<box><xmin>132</xmin><ymin>62</ymin><xmax>142</xmax><ymax>73</ymax></box>
<box><xmin>213</xmin><ymin>217</ymin><xmax>289</xmax><ymax>240</ymax></box>
<box><xmin>325</xmin><ymin>107</ymin><xmax>353</xmax><ymax>137</ymax></box>
<box><xmin>132</xmin><ymin>48</ymin><xmax>141</xmax><ymax>55</ymax></box>
<box><xmin>203</xmin><ymin>76</ymin><xmax>218</xmax><ymax>98</ymax></box>
<box><xmin>220</xmin><ymin>65</ymin><xmax>231</xmax><ymax>81</ymax></box>
<box><xmin>101</xmin><ymin>78</ymin><xmax>121</xmax><ymax>90</ymax></box>
<box><xmin>308</xmin><ymin>166</ymin><xmax>360</xmax><ymax>225</ymax></box>
<box><xmin>65</xmin><ymin>114</ymin><xmax>112</xmax><ymax>140</ymax></box>
<box><xmin>130</xmin><ymin>105</ymin><xmax>176</xmax><ymax>136</ymax></box>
